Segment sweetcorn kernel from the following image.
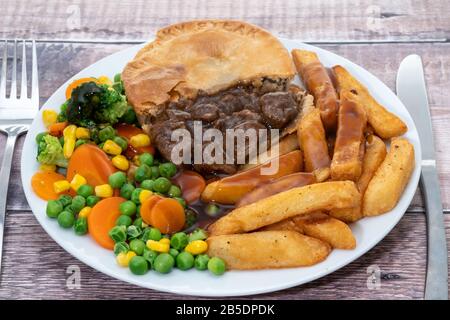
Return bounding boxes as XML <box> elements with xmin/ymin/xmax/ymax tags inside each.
<box><xmin>103</xmin><ymin>140</ymin><xmax>122</xmax><ymax>156</ymax></box>
<box><xmin>78</xmin><ymin>206</ymin><xmax>92</xmax><ymax>218</ymax></box>
<box><xmin>130</xmin><ymin>134</ymin><xmax>151</xmax><ymax>148</ymax></box>
<box><xmin>146</xmin><ymin>240</ymin><xmax>170</xmax><ymax>253</ymax></box>
<box><xmin>116</xmin><ymin>251</ymin><xmax>136</xmax><ymax>267</ymax></box>
<box><xmin>95</xmin><ymin>184</ymin><xmax>113</xmax><ymax>198</ymax></box>
<box><xmin>70</xmin><ymin>173</ymin><xmax>87</xmax><ymax>191</ymax></box>
<box><xmin>112</xmin><ymin>155</ymin><xmax>129</xmax><ymax>171</ymax></box>
<box><xmin>75</xmin><ymin>127</ymin><xmax>90</xmax><ymax>139</ymax></box>
<box><xmin>184</xmin><ymin>240</ymin><xmax>208</xmax><ymax>255</ymax></box>
<box><xmin>42</xmin><ymin>110</ymin><xmax>58</xmax><ymax>127</ymax></box>
<box><xmin>160</xmin><ymin>238</ymin><xmax>170</xmax><ymax>245</ymax></box>
<box><xmin>139</xmin><ymin>189</ymin><xmax>153</xmax><ymax>203</ymax></box>
<box><xmin>53</xmin><ymin>180</ymin><xmax>70</xmax><ymax>193</ymax></box>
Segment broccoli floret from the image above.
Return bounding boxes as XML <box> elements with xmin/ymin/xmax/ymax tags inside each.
<box><xmin>94</xmin><ymin>85</ymin><xmax>128</xmax><ymax>124</ymax></box>
<box><xmin>65</xmin><ymin>81</ymin><xmax>127</xmax><ymax>126</ymax></box>
<box><xmin>57</xmin><ymin>101</ymin><xmax>69</xmax><ymax>122</ymax></box>
<box><xmin>37</xmin><ymin>134</ymin><xmax>68</xmax><ymax>168</ymax></box>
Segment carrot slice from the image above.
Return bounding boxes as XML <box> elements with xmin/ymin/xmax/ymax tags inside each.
<box><xmin>149</xmin><ymin>198</ymin><xmax>185</xmax><ymax>234</ymax></box>
<box><xmin>65</xmin><ymin>77</ymin><xmax>97</xmax><ymax>100</ymax></box>
<box><xmin>88</xmin><ymin>197</ymin><xmax>125</xmax><ymax>249</ymax></box>
<box><xmin>171</xmin><ymin>170</ymin><xmax>206</xmax><ymax>204</ymax></box>
<box><xmin>67</xmin><ymin>144</ymin><xmax>116</xmax><ymax>187</ymax></box>
<box><xmin>48</xmin><ymin>121</ymin><xmax>68</xmax><ymax>137</ymax></box>
<box><xmin>31</xmin><ymin>171</ymin><xmax>68</xmax><ymax>201</ymax></box>
<box><xmin>140</xmin><ymin>195</ymin><xmax>163</xmax><ymax>225</ymax></box>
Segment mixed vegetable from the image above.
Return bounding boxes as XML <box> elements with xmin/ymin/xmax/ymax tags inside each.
<box><xmin>32</xmin><ymin>75</ymin><xmax>225</xmax><ymax>276</ymax></box>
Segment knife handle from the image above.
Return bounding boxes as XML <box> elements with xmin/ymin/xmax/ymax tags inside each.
<box><xmin>421</xmin><ymin>163</ymin><xmax>448</xmax><ymax>300</ymax></box>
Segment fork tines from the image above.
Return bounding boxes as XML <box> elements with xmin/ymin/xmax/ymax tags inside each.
<box><xmin>0</xmin><ymin>39</ymin><xmax>38</xmax><ymax>105</ymax></box>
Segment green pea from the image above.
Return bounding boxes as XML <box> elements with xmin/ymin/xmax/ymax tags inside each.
<box><xmin>131</xmin><ymin>188</ymin><xmax>143</xmax><ymax>204</ymax></box>
<box><xmin>140</xmin><ymin>179</ymin><xmax>154</xmax><ymax>191</ymax></box>
<box><xmin>143</xmin><ymin>248</ymin><xmax>158</xmax><ymax>267</ymax></box>
<box><xmin>116</xmin><ymin>215</ymin><xmax>132</xmax><ymax>227</ymax></box>
<box><xmin>194</xmin><ymin>254</ymin><xmax>210</xmax><ymax>271</ymax></box>
<box><xmin>119</xmin><ymin>200</ymin><xmax>136</xmax><ymax>216</ymax></box>
<box><xmin>169</xmin><ymin>248</ymin><xmax>179</xmax><ymax>259</ymax></box>
<box><xmin>77</xmin><ymin>184</ymin><xmax>94</xmax><ymax>198</ymax></box>
<box><xmin>86</xmin><ymin>195</ymin><xmax>100</xmax><ymax>207</ymax></box>
<box><xmin>140</xmin><ymin>228</ymin><xmax>151</xmax><ymax>242</ymax></box>
<box><xmin>75</xmin><ymin>139</ymin><xmax>87</xmax><ymax>148</ymax></box>
<box><xmin>206</xmin><ymin>203</ymin><xmax>220</xmax><ymax>217</ymax></box>
<box><xmin>63</xmin><ymin>204</ymin><xmax>74</xmax><ymax>214</ymax></box>
<box><xmin>153</xmin><ymin>177</ymin><xmax>171</xmax><ymax>193</ymax></box>
<box><xmin>36</xmin><ymin>132</ymin><xmax>47</xmax><ymax>144</ymax></box>
<box><xmin>136</xmin><ymin>205</ymin><xmax>141</xmax><ymax>217</ymax></box>
<box><xmin>108</xmin><ymin>172</ymin><xmax>127</xmax><ymax>189</ymax></box>
<box><xmin>129</xmin><ymin>239</ymin><xmax>146</xmax><ymax>256</ymax></box>
<box><xmin>89</xmin><ymin>127</ymin><xmax>100</xmax><ymax>144</ymax></box>
<box><xmin>129</xmin><ymin>256</ymin><xmax>148</xmax><ymax>275</ymax></box>
<box><xmin>58</xmin><ymin>194</ymin><xmax>72</xmax><ymax>207</ymax></box>
<box><xmin>113</xmin><ymin>136</ymin><xmax>128</xmax><ymax>151</ymax></box>
<box><xmin>114</xmin><ymin>241</ymin><xmax>129</xmax><ymax>256</ymax></box>
<box><xmin>174</xmin><ymin>197</ymin><xmax>186</xmax><ymax>208</ymax></box>
<box><xmin>150</xmin><ymin>166</ymin><xmax>159</xmax><ymax>179</ymax></box>
<box><xmin>208</xmin><ymin>257</ymin><xmax>226</xmax><ymax>276</ymax></box>
<box><xmin>114</xmin><ymin>73</ymin><xmax>121</xmax><ymax>83</ymax></box>
<box><xmin>109</xmin><ymin>225</ymin><xmax>127</xmax><ymax>243</ymax></box>
<box><xmin>57</xmin><ymin>211</ymin><xmax>75</xmax><ymax>228</ymax></box>
<box><xmin>168</xmin><ymin>185</ymin><xmax>182</xmax><ymax>198</ymax></box>
<box><xmin>148</xmin><ymin>227</ymin><xmax>162</xmax><ymax>241</ymax></box>
<box><xmin>153</xmin><ymin>253</ymin><xmax>175</xmax><ymax>274</ymax></box>
<box><xmin>170</xmin><ymin>232</ymin><xmax>189</xmax><ymax>250</ymax></box>
<box><xmin>46</xmin><ymin>200</ymin><xmax>63</xmax><ymax>218</ymax></box>
<box><xmin>127</xmin><ymin>225</ymin><xmax>142</xmax><ymax>239</ymax></box>
<box><xmin>73</xmin><ymin>217</ymin><xmax>88</xmax><ymax>235</ymax></box>
<box><xmin>139</xmin><ymin>153</ymin><xmax>154</xmax><ymax>167</ymax></box>
<box><xmin>121</xmin><ymin>107</ymin><xmax>137</xmax><ymax>124</ymax></box>
<box><xmin>185</xmin><ymin>209</ymin><xmax>198</xmax><ymax>227</ymax></box>
<box><xmin>189</xmin><ymin>228</ymin><xmax>208</xmax><ymax>242</ymax></box>
<box><xmin>133</xmin><ymin>217</ymin><xmax>143</xmax><ymax>228</ymax></box>
<box><xmin>134</xmin><ymin>165</ymin><xmax>151</xmax><ymax>183</ymax></box>
<box><xmin>159</xmin><ymin>162</ymin><xmax>177</xmax><ymax>178</ymax></box>
<box><xmin>120</xmin><ymin>183</ymin><xmax>135</xmax><ymax>200</ymax></box>
<box><xmin>71</xmin><ymin>195</ymin><xmax>86</xmax><ymax>213</ymax></box>
<box><xmin>98</xmin><ymin>126</ymin><xmax>116</xmax><ymax>142</ymax></box>
<box><xmin>176</xmin><ymin>251</ymin><xmax>194</xmax><ymax>271</ymax></box>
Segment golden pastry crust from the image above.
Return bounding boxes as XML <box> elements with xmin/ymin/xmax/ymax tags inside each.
<box><xmin>122</xmin><ymin>20</ymin><xmax>295</xmax><ymax>116</ymax></box>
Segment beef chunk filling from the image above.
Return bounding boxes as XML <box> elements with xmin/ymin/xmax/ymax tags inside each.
<box><xmin>148</xmin><ymin>82</ymin><xmax>301</xmax><ymax>174</ymax></box>
<box><xmin>260</xmin><ymin>92</ymin><xmax>298</xmax><ymax>128</ymax></box>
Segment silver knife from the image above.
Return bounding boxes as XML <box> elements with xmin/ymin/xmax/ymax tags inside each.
<box><xmin>396</xmin><ymin>54</ymin><xmax>448</xmax><ymax>300</ymax></box>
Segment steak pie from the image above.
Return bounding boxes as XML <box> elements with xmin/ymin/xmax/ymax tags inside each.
<box><xmin>123</xmin><ymin>20</ymin><xmax>312</xmax><ymax>174</ymax></box>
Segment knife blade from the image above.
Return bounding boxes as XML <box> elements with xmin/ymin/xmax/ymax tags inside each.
<box><xmin>396</xmin><ymin>54</ymin><xmax>448</xmax><ymax>300</ymax></box>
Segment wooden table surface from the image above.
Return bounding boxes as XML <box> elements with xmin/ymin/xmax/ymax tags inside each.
<box><xmin>0</xmin><ymin>0</ymin><xmax>449</xmax><ymax>300</ymax></box>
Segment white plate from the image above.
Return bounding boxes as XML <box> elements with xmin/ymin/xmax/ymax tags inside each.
<box><xmin>21</xmin><ymin>38</ymin><xmax>421</xmax><ymax>297</ymax></box>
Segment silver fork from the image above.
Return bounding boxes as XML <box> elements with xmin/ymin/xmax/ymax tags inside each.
<box><xmin>0</xmin><ymin>40</ymin><xmax>39</xmax><ymax>272</ymax></box>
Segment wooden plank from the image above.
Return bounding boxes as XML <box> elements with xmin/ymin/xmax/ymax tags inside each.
<box><xmin>0</xmin><ymin>211</ymin><xmax>448</xmax><ymax>299</ymax></box>
<box><xmin>2</xmin><ymin>42</ymin><xmax>449</xmax><ymax>210</ymax></box>
<box><xmin>0</xmin><ymin>0</ymin><xmax>449</xmax><ymax>42</ymax></box>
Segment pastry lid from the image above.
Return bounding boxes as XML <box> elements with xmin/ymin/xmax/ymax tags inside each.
<box><xmin>122</xmin><ymin>20</ymin><xmax>296</xmax><ymax>116</ymax></box>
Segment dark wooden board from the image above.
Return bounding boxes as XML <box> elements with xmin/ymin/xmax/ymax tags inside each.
<box><xmin>0</xmin><ymin>211</ymin><xmax>448</xmax><ymax>299</ymax></box>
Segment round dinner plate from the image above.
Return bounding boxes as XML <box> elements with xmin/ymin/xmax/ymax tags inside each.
<box><xmin>21</xmin><ymin>38</ymin><xmax>421</xmax><ymax>297</ymax></box>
